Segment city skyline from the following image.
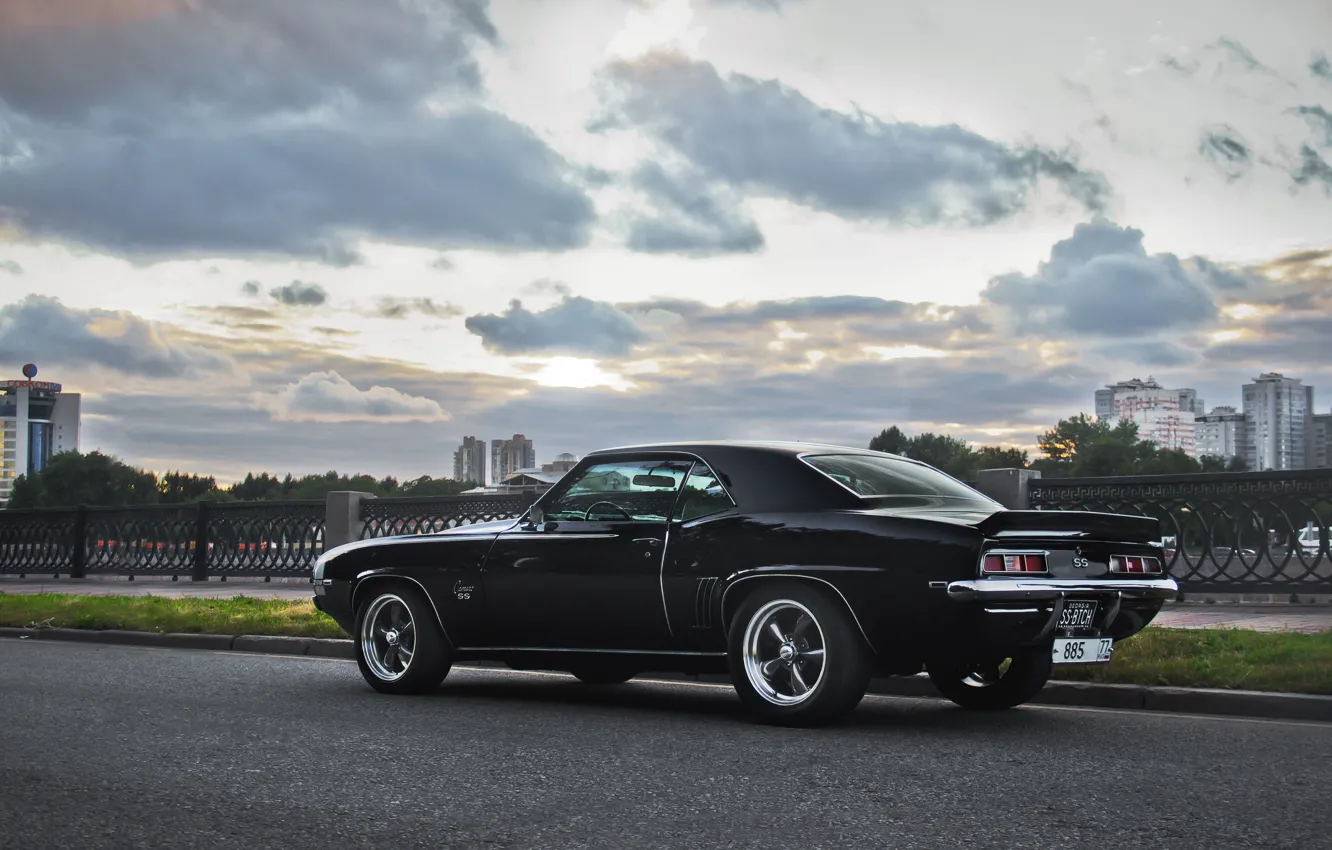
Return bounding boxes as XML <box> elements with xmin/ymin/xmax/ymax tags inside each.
<box><xmin>2</xmin><ymin>0</ymin><xmax>1331</xmax><ymax>483</ymax></box>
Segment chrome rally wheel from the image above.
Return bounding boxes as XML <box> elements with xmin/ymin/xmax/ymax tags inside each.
<box><xmin>353</xmin><ymin>582</ymin><xmax>452</xmax><ymax>695</ymax></box>
<box><xmin>727</xmin><ymin>581</ymin><xmax>871</xmax><ymax>727</ymax></box>
<box><xmin>360</xmin><ymin>593</ymin><xmax>416</xmax><ymax>682</ymax></box>
<box><xmin>742</xmin><ymin>599</ymin><xmax>827</xmax><ymax>706</ymax></box>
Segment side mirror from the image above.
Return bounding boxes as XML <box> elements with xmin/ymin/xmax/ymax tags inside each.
<box><xmin>528</xmin><ymin>505</ymin><xmax>545</xmax><ymax>527</ymax></box>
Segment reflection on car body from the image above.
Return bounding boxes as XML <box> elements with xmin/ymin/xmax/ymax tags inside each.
<box><xmin>312</xmin><ymin>441</ymin><xmax>1176</xmax><ymax>726</ymax></box>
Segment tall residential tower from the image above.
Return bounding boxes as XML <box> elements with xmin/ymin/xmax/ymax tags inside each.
<box><xmin>1</xmin><ymin>369</ymin><xmax>81</xmax><ymax>507</ymax></box>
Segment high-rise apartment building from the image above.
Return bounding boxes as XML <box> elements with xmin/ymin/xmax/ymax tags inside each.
<box><xmin>490</xmin><ymin>434</ymin><xmax>535</xmax><ymax>485</ymax></box>
<box><xmin>1195</xmin><ymin>406</ymin><xmax>1248</xmax><ymax>463</ymax></box>
<box><xmin>1310</xmin><ymin>412</ymin><xmax>1332</xmax><ymax>470</ymax></box>
<box><xmin>1094</xmin><ymin>377</ymin><xmax>1204</xmax><ymax>455</ymax></box>
<box><xmin>451</xmin><ymin>436</ymin><xmax>486</xmax><ymax>485</ymax></box>
<box><xmin>1242</xmin><ymin>372</ymin><xmax>1314</xmax><ymax>471</ymax></box>
<box><xmin>1</xmin><ymin>372</ymin><xmax>81</xmax><ymax>507</ymax></box>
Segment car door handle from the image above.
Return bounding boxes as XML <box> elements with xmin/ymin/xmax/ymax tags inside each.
<box><xmin>632</xmin><ymin>538</ymin><xmax>661</xmax><ymax>547</ymax></box>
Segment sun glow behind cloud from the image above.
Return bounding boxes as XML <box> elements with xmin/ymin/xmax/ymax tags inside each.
<box><xmin>606</xmin><ymin>0</ymin><xmax>704</xmax><ymax>60</ymax></box>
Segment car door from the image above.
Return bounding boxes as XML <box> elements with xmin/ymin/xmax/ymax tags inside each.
<box><xmin>480</xmin><ymin>457</ymin><xmax>692</xmax><ymax>651</ymax></box>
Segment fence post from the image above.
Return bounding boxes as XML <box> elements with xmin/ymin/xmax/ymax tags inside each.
<box><xmin>192</xmin><ymin>500</ymin><xmax>210</xmax><ymax>582</ymax></box>
<box><xmin>325</xmin><ymin>491</ymin><xmax>377</xmax><ymax>550</ymax></box>
<box><xmin>974</xmin><ymin>468</ymin><xmax>1042</xmax><ymax>510</ymax></box>
<box><xmin>69</xmin><ymin>505</ymin><xmax>88</xmax><ymax>579</ymax></box>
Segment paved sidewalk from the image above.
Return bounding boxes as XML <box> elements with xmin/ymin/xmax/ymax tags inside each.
<box><xmin>3</xmin><ymin>578</ymin><xmax>1331</xmax><ymax>633</ymax></box>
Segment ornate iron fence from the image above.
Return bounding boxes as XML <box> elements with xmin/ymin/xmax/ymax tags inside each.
<box><xmin>1029</xmin><ymin>469</ymin><xmax>1332</xmax><ymax>593</ymax></box>
<box><xmin>0</xmin><ymin>507</ymin><xmax>80</xmax><ymax>575</ymax></box>
<box><xmin>359</xmin><ymin>492</ymin><xmax>537</xmax><ymax>539</ymax></box>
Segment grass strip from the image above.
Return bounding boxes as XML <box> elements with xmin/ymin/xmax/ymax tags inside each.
<box><xmin>0</xmin><ymin>592</ymin><xmax>344</xmax><ymax>639</ymax></box>
<box><xmin>3</xmin><ymin>593</ymin><xmax>1330</xmax><ymax>695</ymax></box>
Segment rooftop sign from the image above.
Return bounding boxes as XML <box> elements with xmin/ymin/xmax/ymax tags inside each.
<box><xmin>0</xmin><ymin>380</ymin><xmax>62</xmax><ymax>392</ymax></box>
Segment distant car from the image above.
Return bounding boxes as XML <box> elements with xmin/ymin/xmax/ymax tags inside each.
<box><xmin>312</xmin><ymin>441</ymin><xmax>1177</xmax><ymax>726</ymax></box>
<box><xmin>1296</xmin><ymin>527</ymin><xmax>1324</xmax><ymax>555</ymax></box>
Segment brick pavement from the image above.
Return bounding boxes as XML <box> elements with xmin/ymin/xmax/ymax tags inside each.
<box><xmin>2</xmin><ymin>577</ymin><xmax>1331</xmax><ymax>633</ymax></box>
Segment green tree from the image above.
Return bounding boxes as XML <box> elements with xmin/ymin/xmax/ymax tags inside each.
<box><xmin>159</xmin><ymin>470</ymin><xmax>224</xmax><ymax>503</ymax></box>
<box><xmin>1228</xmin><ymin>454</ymin><xmax>1249</xmax><ymax>472</ymax></box>
<box><xmin>974</xmin><ymin>446</ymin><xmax>1029</xmax><ymax>470</ymax></box>
<box><xmin>904</xmin><ymin>432</ymin><xmax>977</xmax><ymax>479</ymax></box>
<box><xmin>1198</xmin><ymin>455</ymin><xmax>1228</xmax><ymax>472</ymax></box>
<box><xmin>9</xmin><ymin>451</ymin><xmax>159</xmax><ymax>508</ymax></box>
<box><xmin>868</xmin><ymin>426</ymin><xmax>910</xmax><ymax>455</ymax></box>
<box><xmin>1036</xmin><ymin>414</ymin><xmax>1111</xmax><ymax>469</ymax></box>
<box><xmin>399</xmin><ymin>475</ymin><xmax>478</xmax><ymax>497</ymax></box>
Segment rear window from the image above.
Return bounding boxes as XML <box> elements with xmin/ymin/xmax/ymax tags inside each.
<box><xmin>801</xmin><ymin>453</ymin><xmax>994</xmax><ymax>502</ymax></box>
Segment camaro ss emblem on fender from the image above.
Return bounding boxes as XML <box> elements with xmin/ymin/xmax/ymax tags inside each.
<box><xmin>453</xmin><ymin>581</ymin><xmax>474</xmax><ymax>601</ymax></box>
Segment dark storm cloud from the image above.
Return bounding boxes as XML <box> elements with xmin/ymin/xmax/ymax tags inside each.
<box><xmin>0</xmin><ymin>0</ymin><xmax>496</xmax><ymax>120</ymax></box>
<box><xmin>0</xmin><ymin>1</ymin><xmax>596</xmax><ymax>262</ymax></box>
<box><xmin>0</xmin><ymin>260</ymin><xmax>22</xmax><ymax>275</ymax></box>
<box><xmin>269</xmin><ymin>281</ymin><xmax>327</xmax><ymax>307</ymax></box>
<box><xmin>0</xmin><ymin>295</ymin><xmax>233</xmax><ymax>377</ymax></box>
<box><xmin>625</xmin><ymin>163</ymin><xmax>764</xmax><ymax>256</ymax></box>
<box><xmin>465</xmin><ymin>296</ymin><xmax>649</xmax><ymax>357</ymax></box>
<box><xmin>591</xmin><ymin>54</ymin><xmax>1110</xmax><ymax>228</ymax></box>
<box><xmin>981</xmin><ymin>220</ymin><xmax>1221</xmax><ymax>336</ymax></box>
<box><xmin>375</xmin><ymin>297</ymin><xmax>461</xmax><ymax>319</ymax></box>
<box><xmin>1199</xmin><ymin>127</ymin><xmax>1254</xmax><ymax>181</ymax></box>
<box><xmin>0</xmin><ymin>106</ymin><xmax>597</xmax><ymax>262</ymax></box>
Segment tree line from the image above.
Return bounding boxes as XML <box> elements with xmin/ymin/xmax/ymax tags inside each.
<box><xmin>7</xmin><ymin>412</ymin><xmax>1248</xmax><ymax>509</ymax></box>
<box><xmin>870</xmin><ymin>413</ymin><xmax>1246</xmax><ymax>481</ymax></box>
<box><xmin>6</xmin><ymin>450</ymin><xmax>479</xmax><ymax>510</ymax></box>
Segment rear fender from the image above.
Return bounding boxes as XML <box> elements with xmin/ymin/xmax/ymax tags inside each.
<box><xmin>719</xmin><ymin>570</ymin><xmax>877</xmax><ymax>654</ymax></box>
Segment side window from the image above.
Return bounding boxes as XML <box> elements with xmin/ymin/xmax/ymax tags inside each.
<box><xmin>672</xmin><ymin>462</ymin><xmax>735</xmax><ymax>523</ymax></box>
<box><xmin>544</xmin><ymin>460</ymin><xmax>691</xmax><ymax>522</ymax></box>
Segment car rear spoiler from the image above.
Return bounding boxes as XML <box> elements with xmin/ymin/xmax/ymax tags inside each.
<box><xmin>976</xmin><ymin>510</ymin><xmax>1162</xmax><ymax>545</ymax></box>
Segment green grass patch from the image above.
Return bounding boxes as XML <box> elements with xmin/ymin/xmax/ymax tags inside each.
<box><xmin>3</xmin><ymin>593</ymin><xmax>1331</xmax><ymax>695</ymax></box>
<box><xmin>1057</xmin><ymin>627</ymin><xmax>1332</xmax><ymax>694</ymax></box>
<box><xmin>0</xmin><ymin>592</ymin><xmax>345</xmax><ymax>639</ymax></box>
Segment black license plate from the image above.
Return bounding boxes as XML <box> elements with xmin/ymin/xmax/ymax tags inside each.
<box><xmin>1058</xmin><ymin>600</ymin><xmax>1098</xmax><ymax>629</ymax></box>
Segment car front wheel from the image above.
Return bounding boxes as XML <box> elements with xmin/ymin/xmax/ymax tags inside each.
<box><xmin>728</xmin><ymin>582</ymin><xmax>871</xmax><ymax>727</ymax></box>
<box><xmin>354</xmin><ymin>583</ymin><xmax>452</xmax><ymax>695</ymax></box>
<box><xmin>926</xmin><ymin>647</ymin><xmax>1052</xmax><ymax>710</ymax></box>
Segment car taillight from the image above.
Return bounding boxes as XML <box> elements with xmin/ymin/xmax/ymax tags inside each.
<box><xmin>1110</xmin><ymin>555</ymin><xmax>1162</xmax><ymax>574</ymax></box>
<box><xmin>982</xmin><ymin>552</ymin><xmax>1047</xmax><ymax>573</ymax></box>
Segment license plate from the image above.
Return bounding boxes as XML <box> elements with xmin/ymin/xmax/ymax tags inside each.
<box><xmin>1057</xmin><ymin>600</ymin><xmax>1098</xmax><ymax>629</ymax></box>
<box><xmin>1052</xmin><ymin>637</ymin><xmax>1113</xmax><ymax>664</ymax></box>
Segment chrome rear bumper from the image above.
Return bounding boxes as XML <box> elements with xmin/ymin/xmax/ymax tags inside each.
<box><xmin>946</xmin><ymin>577</ymin><xmax>1178</xmax><ymax>602</ymax></box>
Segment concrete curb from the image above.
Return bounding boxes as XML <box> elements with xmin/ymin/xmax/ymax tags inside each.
<box><xmin>4</xmin><ymin>627</ymin><xmax>1329</xmax><ymax>722</ymax></box>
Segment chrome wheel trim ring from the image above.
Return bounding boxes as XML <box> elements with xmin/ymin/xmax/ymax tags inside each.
<box><xmin>742</xmin><ymin>598</ymin><xmax>827</xmax><ymax>707</ymax></box>
<box><xmin>961</xmin><ymin>657</ymin><xmax>1013</xmax><ymax>688</ymax></box>
<box><xmin>359</xmin><ymin>593</ymin><xmax>416</xmax><ymax>682</ymax></box>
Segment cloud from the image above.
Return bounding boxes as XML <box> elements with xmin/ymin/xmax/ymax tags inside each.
<box><xmin>269</xmin><ymin>281</ymin><xmax>327</xmax><ymax>307</ymax></box>
<box><xmin>1291</xmin><ymin>105</ymin><xmax>1332</xmax><ymax>147</ymax></box>
<box><xmin>240</xmin><ymin>280</ymin><xmax>261</xmax><ymax>297</ymax></box>
<box><xmin>1292</xmin><ymin>145</ymin><xmax>1332</xmax><ymax>191</ymax></box>
<box><xmin>981</xmin><ymin>220</ymin><xmax>1222</xmax><ymax>336</ymax></box>
<box><xmin>376</xmin><ymin>297</ymin><xmax>461</xmax><ymax>319</ymax></box>
<box><xmin>708</xmin><ymin>0</ymin><xmax>803</xmax><ymax>9</ymax></box>
<box><xmin>429</xmin><ymin>254</ymin><xmax>456</xmax><ymax>272</ymax></box>
<box><xmin>1198</xmin><ymin>126</ymin><xmax>1253</xmax><ymax>181</ymax></box>
<box><xmin>253</xmin><ymin>371</ymin><xmax>449</xmax><ymax>423</ymax></box>
<box><xmin>624</xmin><ymin>163</ymin><xmax>764</xmax><ymax>255</ymax></box>
<box><xmin>1314</xmin><ymin>52</ymin><xmax>1332</xmax><ymax>82</ymax></box>
<box><xmin>465</xmin><ymin>295</ymin><xmax>648</xmax><ymax>357</ymax></box>
<box><xmin>0</xmin><ymin>260</ymin><xmax>22</xmax><ymax>274</ymax></box>
<box><xmin>0</xmin><ymin>294</ymin><xmax>234</xmax><ymax>377</ymax></box>
<box><xmin>592</xmin><ymin>53</ymin><xmax>1111</xmax><ymax>228</ymax></box>
<box><xmin>0</xmin><ymin>0</ymin><xmax>496</xmax><ymax>121</ymax></box>
<box><xmin>0</xmin><ymin>1</ymin><xmax>596</xmax><ymax>262</ymax></box>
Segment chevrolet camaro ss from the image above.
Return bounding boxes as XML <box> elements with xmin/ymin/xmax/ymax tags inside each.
<box><xmin>311</xmin><ymin>441</ymin><xmax>1177</xmax><ymax>726</ymax></box>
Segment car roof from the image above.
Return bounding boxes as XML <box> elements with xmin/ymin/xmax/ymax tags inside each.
<box><xmin>586</xmin><ymin>440</ymin><xmax>893</xmax><ymax>459</ymax></box>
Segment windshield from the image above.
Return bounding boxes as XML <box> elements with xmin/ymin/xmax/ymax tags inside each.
<box><xmin>801</xmin><ymin>453</ymin><xmax>996</xmax><ymax>503</ymax></box>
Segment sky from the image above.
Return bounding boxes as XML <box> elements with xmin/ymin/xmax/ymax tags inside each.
<box><xmin>1</xmin><ymin>0</ymin><xmax>1330</xmax><ymax>484</ymax></box>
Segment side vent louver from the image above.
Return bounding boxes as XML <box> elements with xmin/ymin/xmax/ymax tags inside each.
<box><xmin>693</xmin><ymin>577</ymin><xmax>719</xmax><ymax>629</ymax></box>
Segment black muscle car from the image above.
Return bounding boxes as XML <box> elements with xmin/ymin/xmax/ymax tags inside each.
<box><xmin>311</xmin><ymin>441</ymin><xmax>1177</xmax><ymax>726</ymax></box>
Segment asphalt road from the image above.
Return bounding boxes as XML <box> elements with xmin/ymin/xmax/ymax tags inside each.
<box><xmin>1</xmin><ymin>642</ymin><xmax>1329</xmax><ymax>850</ymax></box>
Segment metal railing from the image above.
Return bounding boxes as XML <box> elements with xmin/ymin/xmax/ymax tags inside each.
<box><xmin>359</xmin><ymin>491</ymin><xmax>537</xmax><ymax>539</ymax></box>
<box><xmin>1029</xmin><ymin>469</ymin><xmax>1332</xmax><ymax>593</ymax></box>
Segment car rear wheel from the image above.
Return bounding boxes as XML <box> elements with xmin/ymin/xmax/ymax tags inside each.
<box><xmin>354</xmin><ymin>583</ymin><xmax>452</xmax><ymax>695</ymax></box>
<box><xmin>926</xmin><ymin>647</ymin><xmax>1052</xmax><ymax>710</ymax></box>
<box><xmin>727</xmin><ymin>582</ymin><xmax>871</xmax><ymax>727</ymax></box>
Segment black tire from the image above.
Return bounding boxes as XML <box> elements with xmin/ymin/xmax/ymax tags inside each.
<box><xmin>727</xmin><ymin>580</ymin><xmax>871</xmax><ymax>727</ymax></box>
<box><xmin>568</xmin><ymin>667</ymin><xmax>636</xmax><ymax>685</ymax></box>
<box><xmin>926</xmin><ymin>647</ymin><xmax>1052</xmax><ymax>710</ymax></box>
<box><xmin>353</xmin><ymin>582</ymin><xmax>452</xmax><ymax>695</ymax></box>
